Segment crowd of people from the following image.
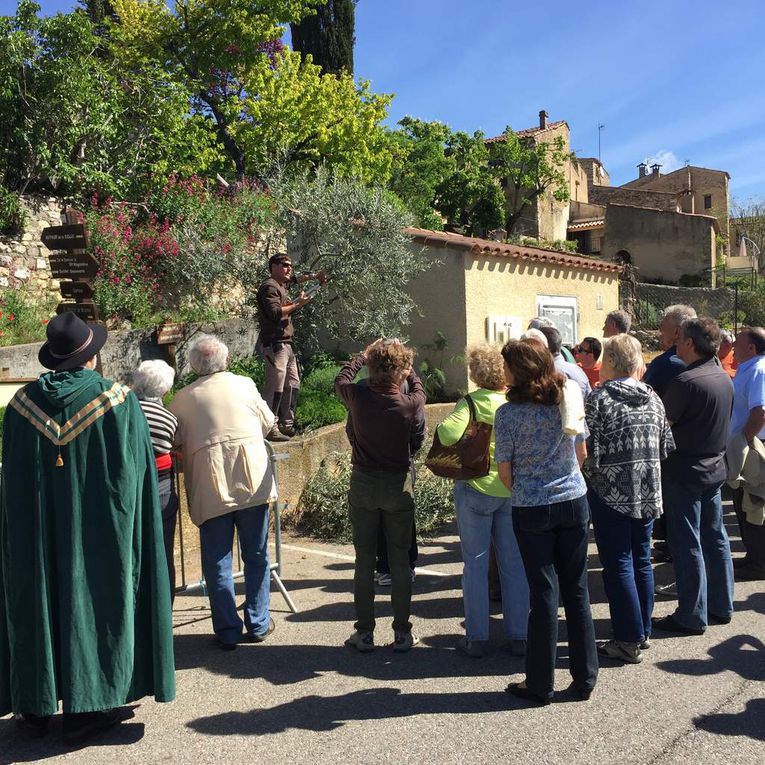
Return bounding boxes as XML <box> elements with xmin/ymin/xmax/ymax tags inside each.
<box><xmin>1</xmin><ymin>268</ymin><xmax>763</xmax><ymax>740</ymax></box>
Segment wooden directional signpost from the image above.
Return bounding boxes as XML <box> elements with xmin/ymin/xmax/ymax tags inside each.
<box><xmin>42</xmin><ymin>210</ymin><xmax>101</xmax><ymax>324</ymax></box>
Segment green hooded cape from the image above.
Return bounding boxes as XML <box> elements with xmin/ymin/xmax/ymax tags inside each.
<box><xmin>0</xmin><ymin>369</ymin><xmax>175</xmax><ymax>716</ymax></box>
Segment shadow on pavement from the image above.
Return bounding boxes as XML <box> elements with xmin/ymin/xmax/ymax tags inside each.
<box><xmin>693</xmin><ymin>698</ymin><xmax>765</xmax><ymax>742</ymax></box>
<box><xmin>173</xmin><ymin>634</ymin><xmax>526</xmax><ymax>685</ymax></box>
<box><xmin>0</xmin><ymin>716</ymin><xmax>145</xmax><ymax>764</ymax></box>
<box><xmin>654</xmin><ymin>634</ymin><xmax>765</xmax><ymax>680</ymax></box>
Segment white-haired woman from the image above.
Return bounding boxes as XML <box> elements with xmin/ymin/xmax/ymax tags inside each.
<box><xmin>132</xmin><ymin>359</ymin><xmax>179</xmax><ymax>600</ymax></box>
<box><xmin>583</xmin><ymin>334</ymin><xmax>674</xmax><ymax>664</ymax></box>
<box><xmin>169</xmin><ymin>335</ymin><xmax>278</xmax><ymax>648</ymax></box>
<box><xmin>436</xmin><ymin>344</ymin><xmax>529</xmax><ymax>658</ymax></box>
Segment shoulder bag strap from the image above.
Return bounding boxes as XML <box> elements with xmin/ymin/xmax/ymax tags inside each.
<box><xmin>464</xmin><ymin>393</ymin><xmax>478</xmax><ymax>423</ymax></box>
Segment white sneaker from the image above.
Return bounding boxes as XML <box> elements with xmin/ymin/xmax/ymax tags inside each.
<box><xmin>375</xmin><ymin>572</ymin><xmax>392</xmax><ymax>587</ymax></box>
<box><xmin>345</xmin><ymin>630</ymin><xmax>374</xmax><ymax>653</ymax></box>
<box><xmin>393</xmin><ymin>631</ymin><xmax>419</xmax><ymax>652</ymax></box>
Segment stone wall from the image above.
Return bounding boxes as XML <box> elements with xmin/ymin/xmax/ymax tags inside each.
<box><xmin>602</xmin><ymin>204</ymin><xmax>716</xmax><ymax>284</ymax></box>
<box><xmin>0</xmin><ymin>316</ymin><xmax>258</xmax><ymax>381</ymax></box>
<box><xmin>0</xmin><ymin>196</ymin><xmax>63</xmax><ymax>298</ymax></box>
<box><xmin>589</xmin><ymin>185</ymin><xmax>679</xmax><ymax>212</ymax></box>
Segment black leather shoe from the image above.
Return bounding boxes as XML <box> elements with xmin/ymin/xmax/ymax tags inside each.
<box><xmin>708</xmin><ymin>612</ymin><xmax>732</xmax><ymax>625</ymax></box>
<box><xmin>505</xmin><ymin>682</ymin><xmax>551</xmax><ymax>706</ymax></box>
<box><xmin>62</xmin><ymin>709</ymin><xmax>121</xmax><ymax>745</ymax></box>
<box><xmin>652</xmin><ymin>614</ymin><xmax>705</xmax><ymax>635</ymax></box>
<box><xmin>734</xmin><ymin>564</ymin><xmax>765</xmax><ymax>582</ymax></box>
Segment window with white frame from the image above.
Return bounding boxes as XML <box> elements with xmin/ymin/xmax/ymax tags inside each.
<box><xmin>535</xmin><ymin>295</ymin><xmax>578</xmax><ymax>345</ymax></box>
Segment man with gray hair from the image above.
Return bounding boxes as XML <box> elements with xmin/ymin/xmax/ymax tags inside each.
<box><xmin>528</xmin><ymin>317</ymin><xmax>575</xmax><ymax>362</ymax></box>
<box><xmin>643</xmin><ymin>304</ymin><xmax>697</xmax><ymax>399</ymax></box>
<box><xmin>653</xmin><ymin>318</ymin><xmax>734</xmax><ymax>635</ymax></box>
<box><xmin>603</xmin><ymin>309</ymin><xmax>632</xmax><ymax>338</ymax></box>
<box><xmin>170</xmin><ymin>335</ymin><xmax>278</xmax><ymax>648</ymax></box>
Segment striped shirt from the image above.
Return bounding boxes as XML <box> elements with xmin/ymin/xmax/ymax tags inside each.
<box><xmin>138</xmin><ymin>399</ymin><xmax>178</xmax><ymax>456</ymax></box>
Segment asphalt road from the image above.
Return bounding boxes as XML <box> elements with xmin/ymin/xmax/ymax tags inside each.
<box><xmin>1</xmin><ymin>506</ymin><xmax>763</xmax><ymax>765</ymax></box>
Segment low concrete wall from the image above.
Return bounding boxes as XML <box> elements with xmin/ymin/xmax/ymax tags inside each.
<box><xmin>0</xmin><ymin>317</ymin><xmax>258</xmax><ymax>381</ymax></box>
<box><xmin>275</xmin><ymin>402</ymin><xmax>457</xmax><ymax>519</ymax></box>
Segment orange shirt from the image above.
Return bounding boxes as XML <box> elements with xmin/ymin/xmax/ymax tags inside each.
<box><xmin>580</xmin><ymin>362</ymin><xmax>601</xmax><ymax>387</ymax></box>
<box><xmin>719</xmin><ymin>351</ymin><xmax>736</xmax><ymax>379</ymax></box>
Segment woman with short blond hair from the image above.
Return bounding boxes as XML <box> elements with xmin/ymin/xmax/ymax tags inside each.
<box><xmin>436</xmin><ymin>344</ymin><xmax>529</xmax><ymax>658</ymax></box>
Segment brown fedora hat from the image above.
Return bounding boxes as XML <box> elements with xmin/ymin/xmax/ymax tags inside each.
<box><xmin>38</xmin><ymin>312</ymin><xmax>107</xmax><ymax>371</ymax></box>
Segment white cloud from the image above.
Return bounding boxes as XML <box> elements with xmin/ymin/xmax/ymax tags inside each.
<box><xmin>642</xmin><ymin>150</ymin><xmax>683</xmax><ymax>173</ymax></box>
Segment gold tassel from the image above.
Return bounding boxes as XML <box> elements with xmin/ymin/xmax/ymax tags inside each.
<box><xmin>56</xmin><ymin>450</ymin><xmax>64</xmax><ymax>467</ymax></box>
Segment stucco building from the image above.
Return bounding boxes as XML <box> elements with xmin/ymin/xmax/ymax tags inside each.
<box><xmin>403</xmin><ymin>227</ymin><xmax>622</xmax><ymax>392</ymax></box>
<box><xmin>567</xmin><ymin>160</ymin><xmax>727</xmax><ymax>285</ymax></box>
<box><xmin>486</xmin><ymin>111</ymin><xmax>588</xmax><ymax>243</ymax></box>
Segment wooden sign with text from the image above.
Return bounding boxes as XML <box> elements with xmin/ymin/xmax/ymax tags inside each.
<box><xmin>41</xmin><ymin>224</ymin><xmax>88</xmax><ymax>251</ymax></box>
<box><xmin>56</xmin><ymin>301</ymin><xmax>99</xmax><ymax>322</ymax></box>
<box><xmin>49</xmin><ymin>252</ymin><xmax>99</xmax><ymax>280</ymax></box>
<box><xmin>59</xmin><ymin>281</ymin><xmax>95</xmax><ymax>300</ymax></box>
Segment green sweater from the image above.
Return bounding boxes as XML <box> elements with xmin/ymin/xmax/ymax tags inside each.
<box><xmin>436</xmin><ymin>388</ymin><xmax>509</xmax><ymax>497</ymax></box>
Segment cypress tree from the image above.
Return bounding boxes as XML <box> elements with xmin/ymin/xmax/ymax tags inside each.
<box><xmin>290</xmin><ymin>0</ymin><xmax>356</xmax><ymax>76</ymax></box>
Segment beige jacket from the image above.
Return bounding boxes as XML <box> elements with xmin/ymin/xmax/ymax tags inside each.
<box><xmin>169</xmin><ymin>372</ymin><xmax>277</xmax><ymax>527</ymax></box>
<box><xmin>726</xmin><ymin>431</ymin><xmax>765</xmax><ymax>526</ymax></box>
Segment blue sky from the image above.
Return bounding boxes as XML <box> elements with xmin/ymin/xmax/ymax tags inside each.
<box><xmin>11</xmin><ymin>0</ymin><xmax>765</xmax><ymax>200</ymax></box>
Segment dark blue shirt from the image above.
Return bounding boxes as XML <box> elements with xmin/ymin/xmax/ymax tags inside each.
<box><xmin>642</xmin><ymin>345</ymin><xmax>686</xmax><ymax>399</ymax></box>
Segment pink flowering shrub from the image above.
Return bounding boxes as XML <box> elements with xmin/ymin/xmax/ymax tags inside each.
<box><xmin>86</xmin><ymin>177</ymin><xmax>274</xmax><ymax>325</ymax></box>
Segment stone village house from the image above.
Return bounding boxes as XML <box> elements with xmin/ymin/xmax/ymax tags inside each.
<box><xmin>484</xmin><ymin>110</ymin><xmax>728</xmax><ymax>286</ymax></box>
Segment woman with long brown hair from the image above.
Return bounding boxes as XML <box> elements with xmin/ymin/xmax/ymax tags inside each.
<box><xmin>495</xmin><ymin>338</ymin><xmax>597</xmax><ymax>705</ymax></box>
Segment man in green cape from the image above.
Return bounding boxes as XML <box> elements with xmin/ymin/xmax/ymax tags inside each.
<box><xmin>0</xmin><ymin>312</ymin><xmax>175</xmax><ymax>744</ymax></box>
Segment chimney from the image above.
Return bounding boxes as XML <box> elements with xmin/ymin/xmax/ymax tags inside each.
<box><xmin>651</xmin><ymin>163</ymin><xmax>662</xmax><ymax>176</ymax></box>
<box><xmin>637</xmin><ymin>162</ymin><xmax>647</xmax><ymax>178</ymax></box>
<box><xmin>539</xmin><ymin>110</ymin><xmax>548</xmax><ymax>129</ymax></box>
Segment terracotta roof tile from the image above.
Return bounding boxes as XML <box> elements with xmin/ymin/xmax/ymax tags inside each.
<box><xmin>485</xmin><ymin>120</ymin><xmax>568</xmax><ymax>144</ymax></box>
<box><xmin>404</xmin><ymin>227</ymin><xmax>622</xmax><ymax>274</ymax></box>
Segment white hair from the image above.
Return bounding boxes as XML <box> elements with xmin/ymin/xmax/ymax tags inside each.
<box><xmin>132</xmin><ymin>359</ymin><xmax>176</xmax><ymax>399</ymax></box>
<box><xmin>528</xmin><ymin>316</ymin><xmax>554</xmax><ymax>330</ymax></box>
<box><xmin>663</xmin><ymin>304</ymin><xmax>697</xmax><ymax>327</ymax></box>
<box><xmin>520</xmin><ymin>328</ymin><xmax>549</xmax><ymax>347</ymax></box>
<box><xmin>189</xmin><ymin>334</ymin><xmax>229</xmax><ymax>376</ymax></box>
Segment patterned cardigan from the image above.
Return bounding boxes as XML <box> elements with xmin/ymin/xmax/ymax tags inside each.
<box><xmin>583</xmin><ymin>379</ymin><xmax>675</xmax><ymax>519</ymax></box>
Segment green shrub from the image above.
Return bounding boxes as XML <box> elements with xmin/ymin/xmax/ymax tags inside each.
<box><xmin>0</xmin><ymin>290</ymin><xmax>57</xmax><ymax>347</ymax></box>
<box><xmin>295</xmin><ymin>388</ymin><xmax>347</xmax><ymax>432</ymax></box>
<box><xmin>0</xmin><ymin>187</ymin><xmax>26</xmax><ymax>237</ymax></box>
<box><xmin>294</xmin><ymin>441</ymin><xmax>455</xmax><ymax>543</ymax></box>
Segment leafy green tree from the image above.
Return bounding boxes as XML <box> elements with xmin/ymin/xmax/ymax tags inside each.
<box><xmin>270</xmin><ymin>166</ymin><xmax>426</xmax><ymax>345</ymax></box>
<box><xmin>0</xmin><ymin>1</ymin><xmax>215</xmax><ymax>199</ymax></box>
<box><xmin>488</xmin><ymin>128</ymin><xmax>571</xmax><ymax>236</ymax></box>
<box><xmin>388</xmin><ymin>117</ymin><xmax>452</xmax><ymax>230</ymax></box>
<box><xmin>389</xmin><ymin>117</ymin><xmax>503</xmax><ymax>234</ymax></box>
<box><xmin>111</xmin><ymin>0</ymin><xmax>390</xmax><ymax>183</ymax></box>
<box><xmin>290</xmin><ymin>0</ymin><xmax>356</xmax><ymax>75</ymax></box>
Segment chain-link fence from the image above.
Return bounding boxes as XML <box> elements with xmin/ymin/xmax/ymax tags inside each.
<box><xmin>628</xmin><ymin>282</ymin><xmax>739</xmax><ymax>332</ymax></box>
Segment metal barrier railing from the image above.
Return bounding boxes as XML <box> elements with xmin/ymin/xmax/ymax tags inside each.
<box><xmin>173</xmin><ymin>442</ymin><xmax>298</xmax><ymax>613</ymax></box>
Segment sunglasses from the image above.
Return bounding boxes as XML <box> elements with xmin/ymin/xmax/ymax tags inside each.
<box><xmin>575</xmin><ymin>345</ymin><xmax>593</xmax><ymax>354</ymax></box>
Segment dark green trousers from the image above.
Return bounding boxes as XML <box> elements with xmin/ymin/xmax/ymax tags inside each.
<box><xmin>349</xmin><ymin>467</ymin><xmax>415</xmax><ymax>633</ymax></box>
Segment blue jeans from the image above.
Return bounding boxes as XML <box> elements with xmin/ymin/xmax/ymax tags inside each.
<box><xmin>664</xmin><ymin>481</ymin><xmax>734</xmax><ymax>630</ymax></box>
<box><xmin>589</xmin><ymin>489</ymin><xmax>654</xmax><ymax>643</ymax></box>
<box><xmin>454</xmin><ymin>482</ymin><xmax>528</xmax><ymax>641</ymax></box>
<box><xmin>199</xmin><ymin>505</ymin><xmax>271</xmax><ymax>644</ymax></box>
<box><xmin>513</xmin><ymin>495</ymin><xmax>598</xmax><ymax>698</ymax></box>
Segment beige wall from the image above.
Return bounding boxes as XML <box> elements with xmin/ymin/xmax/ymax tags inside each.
<box><xmin>404</xmin><ymin>243</ymin><xmax>470</xmax><ymax>391</ymax></box>
<box><xmin>603</xmin><ymin>204</ymin><xmax>716</xmax><ymax>284</ymax></box>
<box><xmin>463</xmin><ymin>252</ymin><xmax>619</xmax><ymax>352</ymax></box>
<box><xmin>621</xmin><ymin>167</ymin><xmax>729</xmax><ymax>251</ymax></box>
